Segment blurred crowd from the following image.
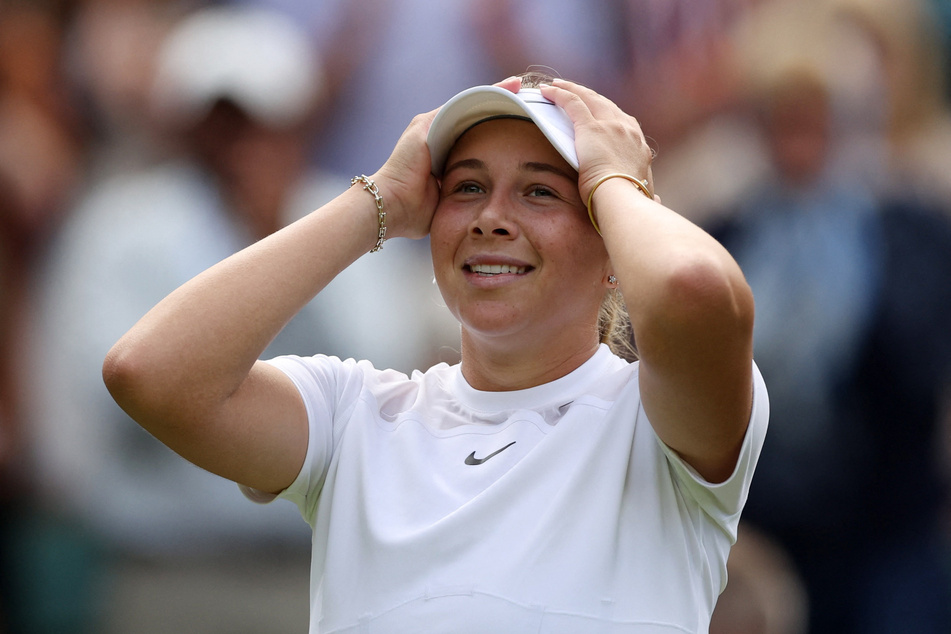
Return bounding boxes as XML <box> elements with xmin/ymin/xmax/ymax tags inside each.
<box><xmin>2</xmin><ymin>0</ymin><xmax>951</xmax><ymax>632</ymax></box>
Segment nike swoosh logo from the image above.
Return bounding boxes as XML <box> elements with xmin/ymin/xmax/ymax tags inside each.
<box><xmin>465</xmin><ymin>441</ymin><xmax>516</xmax><ymax>465</ymax></box>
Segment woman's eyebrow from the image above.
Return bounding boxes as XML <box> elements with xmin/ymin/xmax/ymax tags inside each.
<box><xmin>522</xmin><ymin>161</ymin><xmax>576</xmax><ymax>182</ymax></box>
<box><xmin>443</xmin><ymin>158</ymin><xmax>484</xmax><ymax>178</ymax></box>
<box><xmin>443</xmin><ymin>158</ymin><xmax>575</xmax><ymax>183</ymax></box>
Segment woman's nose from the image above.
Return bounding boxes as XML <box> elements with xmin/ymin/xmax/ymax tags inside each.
<box><xmin>470</xmin><ymin>198</ymin><xmax>519</xmax><ymax>238</ymax></box>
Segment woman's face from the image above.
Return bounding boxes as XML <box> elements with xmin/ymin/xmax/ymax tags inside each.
<box><xmin>430</xmin><ymin>118</ymin><xmax>610</xmax><ymax>351</ymax></box>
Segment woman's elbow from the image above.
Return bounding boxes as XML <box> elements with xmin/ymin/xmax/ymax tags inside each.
<box><xmin>102</xmin><ymin>336</ymin><xmax>170</xmax><ymax>422</ymax></box>
<box><xmin>103</xmin><ymin>340</ymin><xmax>143</xmax><ymax>412</ymax></box>
<box><xmin>662</xmin><ymin>254</ymin><xmax>755</xmax><ymax>334</ymax></box>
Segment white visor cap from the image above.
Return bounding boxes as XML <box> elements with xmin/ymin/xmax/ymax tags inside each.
<box><xmin>427</xmin><ymin>86</ymin><xmax>578</xmax><ymax>176</ymax></box>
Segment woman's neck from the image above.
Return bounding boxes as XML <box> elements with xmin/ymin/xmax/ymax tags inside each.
<box><xmin>458</xmin><ymin>331</ymin><xmax>600</xmax><ymax>392</ymax></box>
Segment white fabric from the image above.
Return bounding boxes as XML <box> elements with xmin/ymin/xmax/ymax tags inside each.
<box><xmin>427</xmin><ymin>86</ymin><xmax>579</xmax><ymax>174</ymax></box>
<box><xmin>257</xmin><ymin>345</ymin><xmax>768</xmax><ymax>633</ymax></box>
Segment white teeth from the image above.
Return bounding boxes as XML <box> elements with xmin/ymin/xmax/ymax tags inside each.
<box><xmin>470</xmin><ymin>264</ymin><xmax>526</xmax><ymax>275</ymax></box>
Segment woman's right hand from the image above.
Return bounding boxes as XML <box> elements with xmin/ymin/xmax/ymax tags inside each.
<box><xmin>373</xmin><ymin>76</ymin><xmax>523</xmax><ymax>241</ymax></box>
<box><xmin>371</xmin><ymin>108</ymin><xmax>441</xmax><ymax>240</ymax></box>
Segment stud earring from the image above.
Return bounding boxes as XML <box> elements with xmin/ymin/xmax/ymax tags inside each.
<box><xmin>608</xmin><ymin>275</ymin><xmax>617</xmax><ymax>285</ymax></box>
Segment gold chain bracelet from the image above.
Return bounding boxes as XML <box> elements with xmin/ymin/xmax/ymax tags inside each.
<box><xmin>350</xmin><ymin>175</ymin><xmax>387</xmax><ymax>253</ymax></box>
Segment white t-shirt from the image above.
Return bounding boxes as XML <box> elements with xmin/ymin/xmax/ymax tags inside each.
<box><xmin>253</xmin><ymin>345</ymin><xmax>768</xmax><ymax>633</ymax></box>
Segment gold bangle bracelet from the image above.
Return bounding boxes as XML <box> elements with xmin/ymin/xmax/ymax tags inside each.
<box><xmin>585</xmin><ymin>173</ymin><xmax>653</xmax><ymax>236</ymax></box>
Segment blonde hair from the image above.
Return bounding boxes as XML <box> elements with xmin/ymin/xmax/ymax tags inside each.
<box><xmin>518</xmin><ymin>69</ymin><xmax>557</xmax><ymax>89</ymax></box>
<box><xmin>599</xmin><ymin>289</ymin><xmax>637</xmax><ymax>361</ymax></box>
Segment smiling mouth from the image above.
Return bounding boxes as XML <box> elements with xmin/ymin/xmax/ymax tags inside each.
<box><xmin>465</xmin><ymin>263</ymin><xmax>530</xmax><ymax>276</ymax></box>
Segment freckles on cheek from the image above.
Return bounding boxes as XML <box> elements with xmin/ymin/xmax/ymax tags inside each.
<box><xmin>432</xmin><ymin>208</ymin><xmax>470</xmax><ymax>247</ymax></box>
<box><xmin>431</xmin><ymin>204</ymin><xmax>464</xmax><ymax>235</ymax></box>
<box><xmin>429</xmin><ymin>228</ymin><xmax>459</xmax><ymax>271</ymax></box>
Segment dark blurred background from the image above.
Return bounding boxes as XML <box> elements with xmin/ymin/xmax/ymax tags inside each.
<box><xmin>2</xmin><ymin>0</ymin><xmax>951</xmax><ymax>632</ymax></box>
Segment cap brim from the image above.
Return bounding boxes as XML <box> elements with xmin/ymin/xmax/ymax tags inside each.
<box><xmin>427</xmin><ymin>85</ymin><xmax>578</xmax><ymax>176</ymax></box>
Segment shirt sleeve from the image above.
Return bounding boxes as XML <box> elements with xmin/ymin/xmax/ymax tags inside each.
<box><xmin>239</xmin><ymin>354</ymin><xmax>369</xmax><ymax>523</ymax></box>
<box><xmin>658</xmin><ymin>360</ymin><xmax>769</xmax><ymax>540</ymax></box>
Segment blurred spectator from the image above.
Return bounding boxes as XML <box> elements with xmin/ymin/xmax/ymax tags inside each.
<box><xmin>614</xmin><ymin>0</ymin><xmax>774</xmax><ymax>225</ymax></box>
<box><xmin>710</xmin><ymin>523</ymin><xmax>809</xmax><ymax>634</ymax></box>
<box><xmin>22</xmin><ymin>6</ymin><xmax>340</xmax><ymax>632</ymax></box>
<box><xmin>832</xmin><ymin>0</ymin><xmax>951</xmax><ymax>212</ymax></box>
<box><xmin>707</xmin><ymin>1</ymin><xmax>951</xmax><ymax>631</ymax></box>
<box><xmin>614</xmin><ymin>0</ymin><xmax>763</xmax><ymax>148</ymax></box>
<box><xmin>63</xmin><ymin>0</ymin><xmax>181</xmax><ymax>178</ymax></box>
<box><xmin>0</xmin><ymin>0</ymin><xmax>87</xmax><ymax>631</ymax></box>
<box><xmin>0</xmin><ymin>0</ymin><xmax>83</xmax><ymax>231</ymax></box>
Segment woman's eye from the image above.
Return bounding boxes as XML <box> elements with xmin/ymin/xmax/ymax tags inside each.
<box><xmin>452</xmin><ymin>181</ymin><xmax>484</xmax><ymax>194</ymax></box>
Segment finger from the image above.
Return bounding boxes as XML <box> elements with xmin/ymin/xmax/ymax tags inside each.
<box><xmin>538</xmin><ymin>83</ymin><xmax>599</xmax><ymax>136</ymax></box>
<box><xmin>406</xmin><ymin>107</ymin><xmax>440</xmax><ymax>142</ymax></box>
<box><xmin>419</xmin><ymin>107</ymin><xmax>439</xmax><ymax>130</ymax></box>
<box><xmin>550</xmin><ymin>77</ymin><xmax>601</xmax><ymax>100</ymax></box>
<box><xmin>493</xmin><ymin>75</ymin><xmax>522</xmax><ymax>94</ymax></box>
<box><xmin>547</xmin><ymin>78</ymin><xmax>625</xmax><ymax>120</ymax></box>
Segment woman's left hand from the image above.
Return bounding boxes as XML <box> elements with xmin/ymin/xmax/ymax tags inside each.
<box><xmin>539</xmin><ymin>79</ymin><xmax>655</xmax><ymax>203</ymax></box>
